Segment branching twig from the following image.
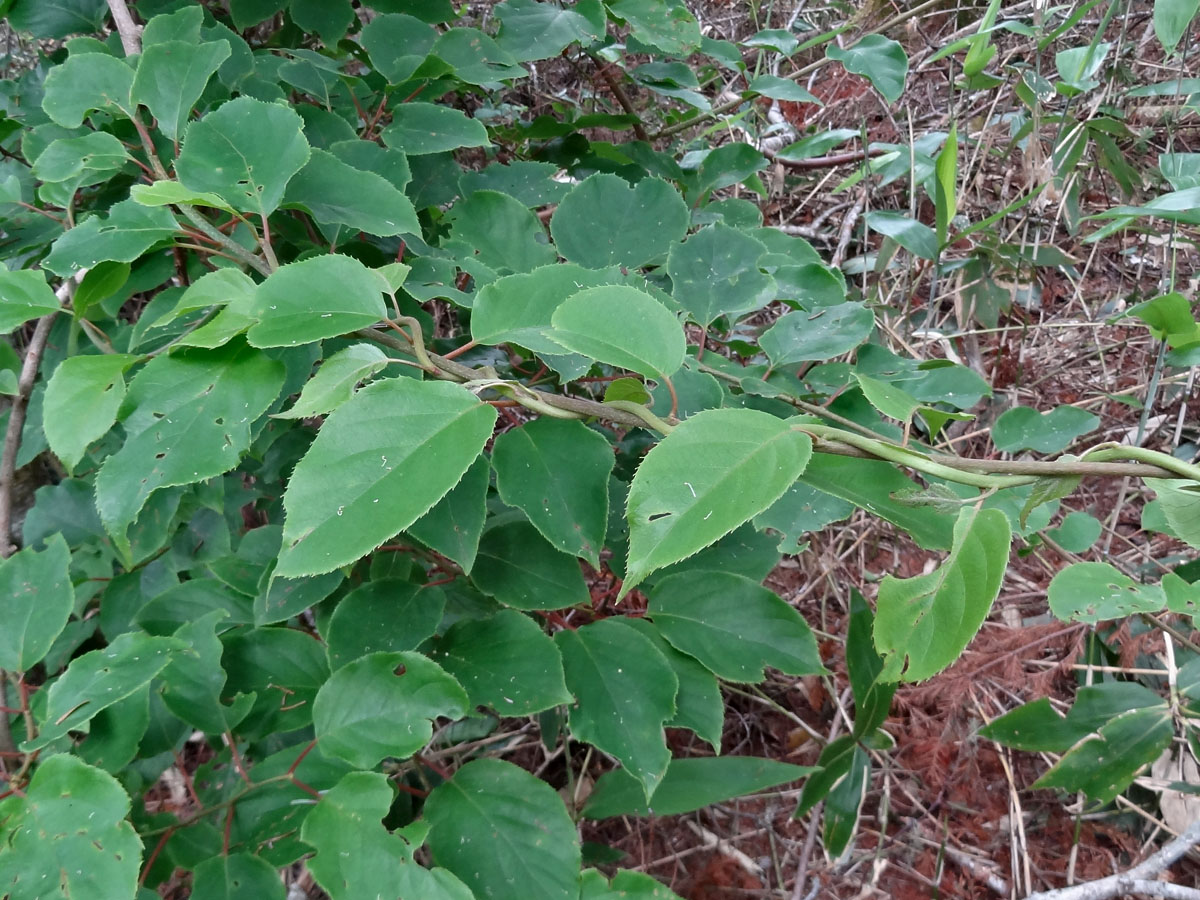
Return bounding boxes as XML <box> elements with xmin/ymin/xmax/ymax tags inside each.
<box><xmin>1025</xmin><ymin>817</ymin><xmax>1200</xmax><ymax>900</ymax></box>
<box><xmin>106</xmin><ymin>0</ymin><xmax>142</xmax><ymax>56</ymax></box>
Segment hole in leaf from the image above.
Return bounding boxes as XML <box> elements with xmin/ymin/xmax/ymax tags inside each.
<box><xmin>648</xmin><ymin>512</ymin><xmax>672</xmax><ymax>522</ymax></box>
<box><xmin>394</xmin><ymin>663</ymin><xmax>407</xmax><ymax>677</ymax></box>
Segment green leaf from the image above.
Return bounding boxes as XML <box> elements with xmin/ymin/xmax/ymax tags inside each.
<box><xmin>94</xmin><ymin>342</ymin><xmax>285</xmax><ymax>556</ymax></box>
<box><xmin>7</xmin><ymin>0</ymin><xmax>107</xmax><ymax>38</ymax></box>
<box><xmin>826</xmin><ymin>35</ymin><xmax>908</xmax><ymax>104</ymax></box>
<box><xmin>865</xmin><ymin>211</ymin><xmax>937</xmax><ymax>260</ymax></box>
<box><xmin>746</xmin><ymin>74</ymin><xmax>821</xmax><ymax>103</ymax></box>
<box><xmin>690</xmin><ymin>143</ymin><xmax>769</xmax><ymax>196</ymax></box>
<box><xmin>41</xmin><ymin>53</ymin><xmax>134</xmax><ymax>127</ymax></box>
<box><xmin>1124</xmin><ymin>292</ymin><xmax>1200</xmax><ymax>347</ymax></box>
<box><xmin>284</xmin><ymin>148</ymin><xmax>421</xmax><ymax>236</ymax></box>
<box><xmin>754</xmin><ymin>481</ymin><xmax>853</xmax><ymax>551</ymax></box>
<box><xmin>221</xmin><ymin>627</ymin><xmax>328</xmax><ymax>736</ymax></box>
<box><xmin>255</xmin><ymin>569</ymin><xmax>344</xmax><ymax>626</ymax></box>
<box><xmin>470</xmin><ymin>263</ymin><xmax>619</xmax><ymax>353</ymax></box>
<box><xmin>625</xmin><ymin>408</ymin><xmax>813</xmax><ymax>590</ymax></box>
<box><xmin>408</xmin><ymin>455</ymin><xmax>490</xmax><ymax>572</ymax></box>
<box><xmin>1046</xmin><ymin>511</ymin><xmax>1101</xmax><ymax>552</ymax></box>
<box><xmin>302</xmin><ymin>772</ymin><xmax>474</xmax><ymax>900</ymax></box>
<box><xmin>1019</xmin><ymin>473</ymin><xmax>1082</xmax><ymax>529</ymax></box>
<box><xmin>191</xmin><ymin>853</ymin><xmax>285</xmax><ymax>900</ymax></box>
<box><xmin>777</xmin><ymin>129</ymin><xmax>858</xmax><ymax>161</ymax></box>
<box><xmin>0</xmin><ymin>266</ymin><xmax>62</xmax><ymax>333</ymax></box>
<box><xmin>471</xmin><ymin>517</ymin><xmax>591</xmax><ymax>609</ymax></box>
<box><xmin>846</xmin><ymin>589</ymin><xmax>895</xmax><ymax>737</ymax></box>
<box><xmin>314</xmin><ymin>650</ymin><xmax>468</xmax><ymax>768</ymax></box>
<box><xmin>229</xmin><ymin>0</ymin><xmax>287</xmax><ymax>29</ymax></box>
<box><xmin>43</xmin><ymin>353</ymin><xmax>136</xmax><ymax>473</ymax></box>
<box><xmin>275</xmin><ymin>343</ymin><xmax>389</xmax><ymax>420</ymax></box>
<box><xmin>247</xmin><ymin>254</ymin><xmax>387</xmax><ymax>348</ymax></box>
<box><xmin>0</xmin><ymin>534</ymin><xmax>73</xmax><ymax>672</ymax></box>
<box><xmin>26</xmin><ymin>632</ymin><xmax>183</xmax><ymax>750</ymax></box>
<box><xmin>290</xmin><ymin>0</ymin><xmax>356</xmax><ymax>44</ymax></box>
<box><xmin>606</xmin><ymin>0</ymin><xmax>701</xmax><ymax>55</ymax></box>
<box><xmin>160</xmin><ymin>610</ymin><xmax>249</xmax><ymax>734</ymax></box>
<box><xmin>991</xmin><ymin>405</ymin><xmax>1099</xmax><ymax>453</ymax></box>
<box><xmin>759</xmin><ymin>303</ymin><xmax>875</xmax><ymax>367</ymax></box>
<box><xmin>0</xmin><ymin>756</ymin><xmax>141</xmax><ymax>900</ymax></box>
<box><xmin>72</xmin><ymin>261</ymin><xmax>131</xmax><ymax>319</ymax></box>
<box><xmin>982</xmin><ymin>682</ymin><xmax>1167</xmax><ymax>752</ymax></box>
<box><xmin>326</xmin><ymin>581</ymin><xmax>446</xmax><ymax>669</ymax></box>
<box><xmin>1034</xmin><ymin>705</ymin><xmax>1173</xmax><ymax>804</ymax></box>
<box><xmin>584</xmin><ymin>757</ymin><xmax>814</xmax><ymax>818</ymax></box>
<box><xmin>495</xmin><ymin>0</ymin><xmax>603</xmax><ymax>61</ymax></box>
<box><xmin>556</xmin><ymin>618</ymin><xmax>678</xmax><ymax>799</ymax></box>
<box><xmin>32</xmin><ymin>131</ymin><xmax>129</xmax><ymax>184</ymax></box>
<box><xmin>130</xmin><ymin>180</ymin><xmax>234</xmax><ymax>212</ymax></box>
<box><xmin>382</xmin><ymin>102</ymin><xmax>490</xmax><ymax>155</ymax></box>
<box><xmin>649</xmin><ymin>571</ymin><xmax>825</xmax><ymax>680</ymax></box>
<box><xmin>551</xmin><ymin>174</ymin><xmax>690</xmax><ymax>269</ymax></box>
<box><xmin>823</xmin><ymin>743</ymin><xmax>870</xmax><ymax>857</ymax></box>
<box><xmin>1048</xmin><ymin>561</ymin><xmax>1170</xmax><ymax>622</ymax></box>
<box><xmin>433</xmin><ymin>609</ymin><xmax>572</xmax><ymax>715</ymax></box>
<box><xmin>176</xmin><ymin>97</ymin><xmax>310</xmax><ymax>218</ymax></box>
<box><xmin>549</xmin><ymin>285</ymin><xmax>685</xmax><ymax>378</ymax></box>
<box><xmin>666</xmin><ymin>224</ymin><xmax>775</xmax><ymax>327</ymax></box>
<box><xmin>43</xmin><ymin>199</ymin><xmax>179</xmax><ymax>277</ymax></box>
<box><xmin>446</xmin><ymin>190</ymin><xmax>557</xmax><ymax>275</ymax></box>
<box><xmin>361</xmin><ymin>13</ymin><xmax>438</xmax><ymax>83</ymax></box>
<box><xmin>934</xmin><ymin>124</ymin><xmax>957</xmax><ymax>247</ymax></box>
<box><xmin>796</xmin><ymin>453</ymin><xmax>954</xmax><ymax>549</ymax></box>
<box><xmin>277</xmin><ymin>378</ymin><xmax>496</xmax><ymax>577</ymax></box>
<box><xmin>131</xmin><ymin>39</ymin><xmax>231</xmax><ymax>140</ymax></box>
<box><xmin>425</xmin><ymin>758</ymin><xmax>582</xmax><ymax>900</ymax></box>
<box><xmin>581</xmin><ymin>870</ymin><xmax>684</xmax><ymax>900</ymax></box>
<box><xmin>874</xmin><ymin>507</ymin><xmax>1011</xmax><ymax>682</ymax></box>
<box><xmin>1155</xmin><ymin>480</ymin><xmax>1200</xmax><ymax>549</ymax></box>
<box><xmin>430</xmin><ymin>27</ymin><xmax>527</xmax><ymax>83</ymax></box>
<box><xmin>616</xmin><ymin>617</ymin><xmax>723</xmax><ymax>748</ymax></box>
<box><xmin>1156</xmin><ymin>0</ymin><xmax>1200</xmax><ymax>54</ymax></box>
<box><xmin>492</xmin><ymin>417</ymin><xmax>613</xmax><ymax>566</ymax></box>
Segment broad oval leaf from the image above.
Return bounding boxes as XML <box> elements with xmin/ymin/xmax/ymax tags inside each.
<box><xmin>759</xmin><ymin>303</ymin><xmax>875</xmax><ymax>367</ymax></box>
<box><xmin>43</xmin><ymin>199</ymin><xmax>180</xmax><ymax>277</ymax></box>
<box><xmin>131</xmin><ymin>39</ymin><xmax>231</xmax><ymax>140</ymax></box>
<box><xmin>624</xmin><ymin>408</ymin><xmax>813</xmax><ymax>590</ymax></box>
<box><xmin>556</xmin><ymin>618</ymin><xmax>678</xmax><ymax>799</ymax></box>
<box><xmin>495</xmin><ymin>0</ymin><xmax>603</xmax><ymax>61</ymax></box>
<box><xmin>425</xmin><ymin>758</ymin><xmax>581</xmax><ymax>900</ymax></box>
<box><xmin>41</xmin><ymin>53</ymin><xmax>134</xmax><ymax>127</ymax></box>
<box><xmin>1154</xmin><ymin>479</ymin><xmax>1200</xmax><ymax>549</ymax></box>
<box><xmin>175</xmin><ymin>96</ymin><xmax>310</xmax><ymax>217</ymax></box>
<box><xmin>302</xmin><ymin>772</ymin><xmax>475</xmax><ymax>900</ymax></box>
<box><xmin>313</xmin><ymin>650</ymin><xmax>468</xmax><ymax>768</ymax></box>
<box><xmin>491</xmin><ymin>417</ymin><xmax>613</xmax><ymax>565</ymax></box>
<box><xmin>407</xmin><ymin>455</ymin><xmax>490</xmax><ymax>573</ymax></box>
<box><xmin>0</xmin><ymin>534</ymin><xmax>73</xmax><ymax>673</ymax></box>
<box><xmin>94</xmin><ymin>342</ymin><xmax>285</xmax><ymax>554</ymax></box>
<box><xmin>247</xmin><ymin>254</ymin><xmax>387</xmax><ymax>348</ymax></box>
<box><xmin>665</xmin><ymin>223</ymin><xmax>775</xmax><ymax>326</ymax></box>
<box><xmin>192</xmin><ymin>853</ymin><xmax>285</xmax><ymax>900</ymax></box>
<box><xmin>284</xmin><ymin>148</ymin><xmax>420</xmax><ymax>237</ymax></box>
<box><xmin>325</xmin><ymin>580</ymin><xmax>446</xmax><ymax>669</ymax></box>
<box><xmin>432</xmin><ymin>609</ymin><xmax>572</xmax><ymax>716</ymax></box>
<box><xmin>0</xmin><ymin>266</ymin><xmax>62</xmax><ymax>333</ymax></box>
<box><xmin>44</xmin><ymin>353</ymin><xmax>136</xmax><ymax>473</ymax></box>
<box><xmin>864</xmin><ymin>211</ymin><xmax>937</xmax><ymax>260</ymax></box>
<box><xmin>26</xmin><ymin>632</ymin><xmax>184</xmax><ymax>750</ymax></box>
<box><xmin>584</xmin><ymin>757</ymin><xmax>815</xmax><ymax>819</ymax></box>
<box><xmin>381</xmin><ymin>102</ymin><xmax>490</xmax><ymax>155</ymax></box>
<box><xmin>991</xmin><ymin>404</ymin><xmax>1099</xmax><ymax>453</ymax></box>
<box><xmin>0</xmin><ymin>756</ymin><xmax>141</xmax><ymax>900</ymax></box>
<box><xmin>550</xmin><ymin>173</ymin><xmax>689</xmax><ymax>269</ymax></box>
<box><xmin>447</xmin><ymin>190</ymin><xmax>557</xmax><ymax>275</ymax></box>
<box><xmin>275</xmin><ymin>343</ymin><xmax>389</xmax><ymax>420</ymax></box>
<box><xmin>1048</xmin><ymin>561</ymin><xmax>1169</xmax><ymax>623</ymax></box>
<box><xmin>549</xmin><ymin>284</ymin><xmax>685</xmax><ymax>378</ymax></box>
<box><xmin>471</xmin><ymin>517</ymin><xmax>591</xmax><ymax>610</ymax></box>
<box><xmin>276</xmin><ymin>378</ymin><xmax>496</xmax><ymax>577</ymax></box>
<box><xmin>874</xmin><ymin>506</ymin><xmax>1011</xmax><ymax>682</ymax></box>
<box><xmin>648</xmin><ymin>571</ymin><xmax>826</xmax><ymax>681</ymax></box>
<box><xmin>470</xmin><ymin>263</ymin><xmax>618</xmax><ymax>353</ymax></box>
<box><xmin>826</xmin><ymin>35</ymin><xmax>909</xmax><ymax>104</ymax></box>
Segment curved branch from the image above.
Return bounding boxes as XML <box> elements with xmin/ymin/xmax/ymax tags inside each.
<box><xmin>106</xmin><ymin>0</ymin><xmax>142</xmax><ymax>56</ymax></box>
